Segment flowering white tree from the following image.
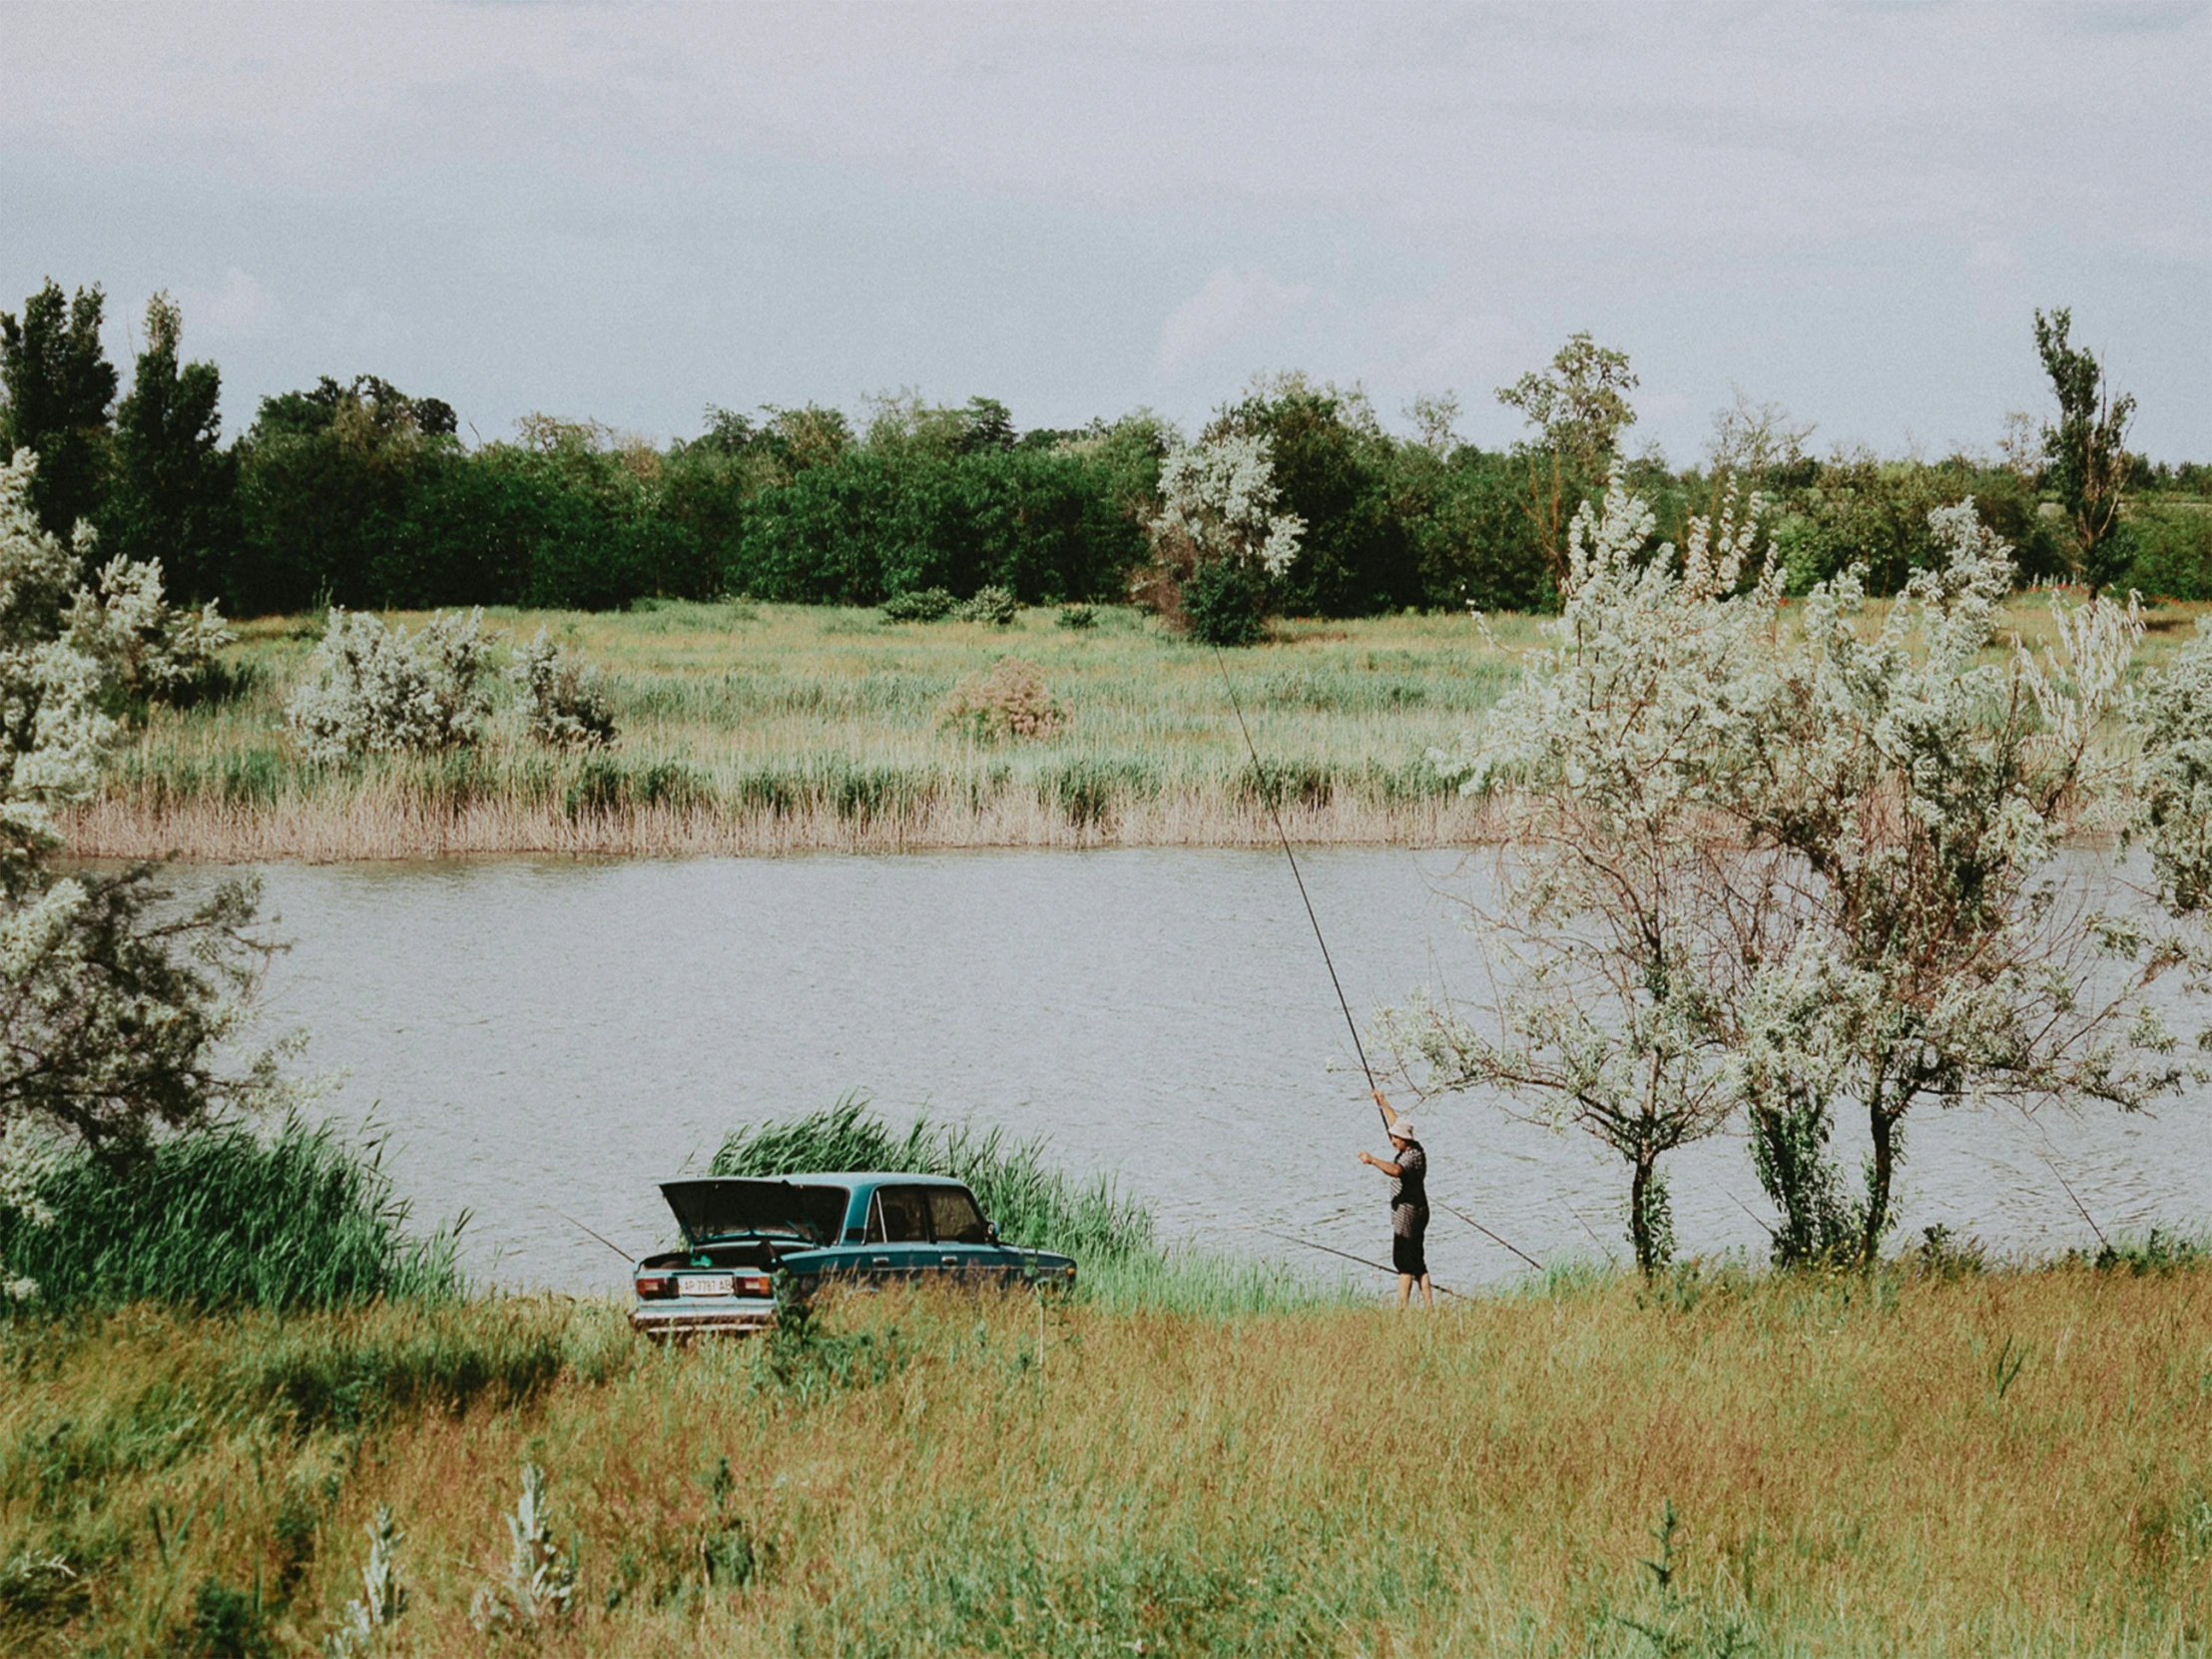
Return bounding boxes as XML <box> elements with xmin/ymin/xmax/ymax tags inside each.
<box><xmin>1382</xmin><ymin>470</ymin><xmax>2201</xmax><ymax>1271</ymax></box>
<box><xmin>0</xmin><ymin>452</ymin><xmax>288</xmax><ymax>1299</ymax></box>
<box><xmin>1141</xmin><ymin>433</ymin><xmax>1305</xmax><ymax>644</ymax></box>
<box><xmin>1150</xmin><ymin>433</ymin><xmax>1307</xmax><ymax>579</ymax></box>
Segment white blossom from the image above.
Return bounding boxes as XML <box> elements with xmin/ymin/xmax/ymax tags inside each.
<box><xmin>1150</xmin><ymin>432</ymin><xmax>1307</xmax><ymax>578</ymax></box>
<box><xmin>286</xmin><ymin>608</ymin><xmax>495</xmax><ymax>764</ymax></box>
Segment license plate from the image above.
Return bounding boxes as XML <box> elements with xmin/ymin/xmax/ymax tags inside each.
<box><xmin>680</xmin><ymin>1275</ymin><xmax>734</xmax><ymax>1298</ymax></box>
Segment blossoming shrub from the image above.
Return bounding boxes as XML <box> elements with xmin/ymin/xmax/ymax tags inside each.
<box><xmin>285</xmin><ymin>608</ymin><xmax>493</xmax><ymax>764</ymax></box>
<box><xmin>510</xmin><ymin>629</ymin><xmax>616</xmax><ymax>748</ymax></box>
<box><xmin>64</xmin><ymin>554</ymin><xmax>234</xmax><ymax>706</ymax></box>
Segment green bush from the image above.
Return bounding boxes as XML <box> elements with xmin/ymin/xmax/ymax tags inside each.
<box><xmin>880</xmin><ymin>587</ymin><xmax>956</xmax><ymax>623</ymax></box>
<box><xmin>1184</xmin><ymin>560</ymin><xmax>1267</xmax><ymax>647</ymax></box>
<box><xmin>951</xmin><ymin>585</ymin><xmax>1019</xmax><ymax>626</ymax></box>
<box><xmin>2126</xmin><ymin>501</ymin><xmax>2212</xmax><ymax>599</ymax></box>
<box><xmin>0</xmin><ymin>1118</ymin><xmax>463</xmax><ymax>1312</ymax></box>
<box><xmin>1055</xmin><ymin>603</ymin><xmax>1098</xmax><ymax>630</ymax></box>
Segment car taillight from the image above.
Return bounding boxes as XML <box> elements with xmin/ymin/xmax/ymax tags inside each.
<box><xmin>635</xmin><ymin>1275</ymin><xmax>677</xmax><ymax>1299</ymax></box>
<box><xmin>738</xmin><ymin>1275</ymin><xmax>772</xmax><ymax>1298</ymax></box>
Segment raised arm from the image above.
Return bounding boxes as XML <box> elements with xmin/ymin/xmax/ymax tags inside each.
<box><xmin>1372</xmin><ymin>1087</ymin><xmax>1401</xmax><ymax>1134</ymax></box>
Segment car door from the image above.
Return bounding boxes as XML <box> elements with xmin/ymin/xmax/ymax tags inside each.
<box><xmin>924</xmin><ymin>1186</ymin><xmax>1007</xmax><ymax>1285</ymax></box>
<box><xmin>867</xmin><ymin>1185</ymin><xmax>935</xmax><ymax>1282</ymax></box>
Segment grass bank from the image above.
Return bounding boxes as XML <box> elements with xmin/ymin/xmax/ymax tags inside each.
<box><xmin>4</xmin><ymin>1259</ymin><xmax>2208</xmax><ymax>1655</ymax></box>
<box><xmin>73</xmin><ymin>597</ymin><xmax>2210</xmax><ymax>862</ymax></box>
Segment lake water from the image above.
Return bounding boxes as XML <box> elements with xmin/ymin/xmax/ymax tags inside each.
<box><xmin>221</xmin><ymin>848</ymin><xmax>2209</xmax><ymax>1296</ymax></box>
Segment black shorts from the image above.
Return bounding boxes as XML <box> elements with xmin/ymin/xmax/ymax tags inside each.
<box><xmin>1391</xmin><ymin>1227</ymin><xmax>1427</xmax><ymax>1279</ymax></box>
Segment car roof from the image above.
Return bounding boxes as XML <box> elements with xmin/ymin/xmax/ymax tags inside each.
<box><xmin>672</xmin><ymin>1171</ymin><xmax>970</xmax><ymax>1189</ymax></box>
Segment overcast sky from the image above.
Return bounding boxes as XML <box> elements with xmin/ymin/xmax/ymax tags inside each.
<box><xmin>3</xmin><ymin>1</ymin><xmax>2206</xmax><ymax>460</ymax></box>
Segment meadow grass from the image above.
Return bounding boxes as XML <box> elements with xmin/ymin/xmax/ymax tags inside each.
<box><xmin>74</xmin><ymin>594</ymin><xmax>2205</xmax><ymax>861</ymax></box>
<box><xmin>3</xmin><ymin>1259</ymin><xmax>2207</xmax><ymax>1655</ymax></box>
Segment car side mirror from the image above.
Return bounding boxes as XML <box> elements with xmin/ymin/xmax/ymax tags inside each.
<box><xmin>986</xmin><ymin>1220</ymin><xmax>1000</xmax><ymax>1243</ymax></box>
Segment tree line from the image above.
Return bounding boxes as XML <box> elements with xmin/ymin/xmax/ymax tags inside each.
<box><xmin>3</xmin><ymin>278</ymin><xmax>2208</xmax><ymax>625</ymax></box>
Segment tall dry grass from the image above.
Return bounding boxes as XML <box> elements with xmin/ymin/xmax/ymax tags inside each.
<box><xmin>5</xmin><ymin>1261</ymin><xmax>2207</xmax><ymax>1654</ymax></box>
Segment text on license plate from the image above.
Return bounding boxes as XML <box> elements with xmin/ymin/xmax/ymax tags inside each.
<box><xmin>680</xmin><ymin>1275</ymin><xmax>734</xmax><ymax>1297</ymax></box>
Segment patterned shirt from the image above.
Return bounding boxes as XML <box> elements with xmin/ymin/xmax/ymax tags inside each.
<box><xmin>1388</xmin><ymin>1141</ymin><xmax>1428</xmax><ymax>1236</ymax></box>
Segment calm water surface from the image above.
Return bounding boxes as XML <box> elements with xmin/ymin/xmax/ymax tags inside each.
<box><xmin>224</xmin><ymin>849</ymin><xmax>2208</xmax><ymax>1295</ymax></box>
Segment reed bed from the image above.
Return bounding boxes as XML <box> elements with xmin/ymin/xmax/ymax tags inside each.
<box><xmin>64</xmin><ymin>596</ymin><xmax>2212</xmax><ymax>862</ymax></box>
<box><xmin>3</xmin><ymin>1260</ymin><xmax>2206</xmax><ymax>1655</ymax></box>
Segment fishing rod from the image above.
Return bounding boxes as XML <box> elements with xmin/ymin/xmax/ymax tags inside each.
<box><xmin>2037</xmin><ymin>1152</ymin><xmax>2110</xmax><ymax>1253</ymax></box>
<box><xmin>554</xmin><ymin>1208</ymin><xmax>637</xmax><ymax>1264</ymax></box>
<box><xmin>1213</xmin><ymin>641</ymin><xmax>1376</xmax><ymax>1091</ymax></box>
<box><xmin>1436</xmin><ymin>1201</ymin><xmax>1543</xmax><ymax>1271</ymax></box>
<box><xmin>1249</xmin><ymin>1224</ymin><xmax>1466</xmax><ymax>1300</ymax></box>
<box><xmin>1216</xmin><ymin>640</ymin><xmax>1539</xmax><ymax>1270</ymax></box>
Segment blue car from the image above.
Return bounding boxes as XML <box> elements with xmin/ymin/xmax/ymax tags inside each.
<box><xmin>630</xmin><ymin>1171</ymin><xmax>1078</xmax><ymax>1337</ymax></box>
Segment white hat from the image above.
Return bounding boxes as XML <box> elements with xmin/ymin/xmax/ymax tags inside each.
<box><xmin>1388</xmin><ymin>1119</ymin><xmax>1416</xmax><ymax>1143</ymax></box>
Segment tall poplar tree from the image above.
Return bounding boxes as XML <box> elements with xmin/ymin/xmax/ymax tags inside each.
<box><xmin>106</xmin><ymin>293</ymin><xmax>236</xmax><ymax>601</ymax></box>
<box><xmin>0</xmin><ymin>279</ymin><xmax>117</xmax><ymax>543</ymax></box>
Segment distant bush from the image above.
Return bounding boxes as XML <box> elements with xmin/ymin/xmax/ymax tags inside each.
<box><xmin>0</xmin><ymin>1116</ymin><xmax>463</xmax><ymax>1311</ymax></box>
<box><xmin>939</xmin><ymin>656</ymin><xmax>1065</xmax><ymax>742</ymax></box>
<box><xmin>951</xmin><ymin>584</ymin><xmax>1019</xmax><ymax>626</ymax></box>
<box><xmin>708</xmin><ymin>1093</ymin><xmax>1155</xmax><ymax>1267</ymax></box>
<box><xmin>510</xmin><ymin>628</ymin><xmax>616</xmax><ymax>748</ymax></box>
<box><xmin>1056</xmin><ymin>602</ymin><xmax>1098</xmax><ymax>630</ymax></box>
<box><xmin>285</xmin><ymin>608</ymin><xmax>493</xmax><ymax>764</ymax></box>
<box><xmin>2127</xmin><ymin>501</ymin><xmax>2212</xmax><ymax>599</ymax></box>
<box><xmin>879</xmin><ymin>586</ymin><xmax>956</xmax><ymax>623</ymax></box>
<box><xmin>1185</xmin><ymin>558</ymin><xmax>1268</xmax><ymax>647</ymax></box>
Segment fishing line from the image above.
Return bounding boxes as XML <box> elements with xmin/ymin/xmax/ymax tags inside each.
<box><xmin>1248</xmin><ymin>1224</ymin><xmax>1465</xmax><ymax>1300</ymax></box>
<box><xmin>553</xmin><ymin>1208</ymin><xmax>637</xmax><ymax>1263</ymax></box>
<box><xmin>1435</xmin><ymin>1202</ymin><xmax>1543</xmax><ymax>1271</ymax></box>
<box><xmin>1212</xmin><ymin>640</ymin><xmax>1376</xmax><ymax>1090</ymax></box>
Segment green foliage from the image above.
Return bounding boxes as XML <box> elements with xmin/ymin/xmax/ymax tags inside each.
<box><xmin>0</xmin><ymin>279</ymin><xmax>117</xmax><ymax>542</ymax></box>
<box><xmin>1184</xmin><ymin>556</ymin><xmax>1267</xmax><ymax>646</ymax></box>
<box><xmin>102</xmin><ymin>293</ymin><xmax>237</xmax><ymax>604</ymax></box>
<box><xmin>2125</xmin><ymin>500</ymin><xmax>2212</xmax><ymax>599</ymax></box>
<box><xmin>1055</xmin><ymin>602</ymin><xmax>1097</xmax><ymax>630</ymax></box>
<box><xmin>178</xmin><ymin>1576</ymin><xmax>277</xmax><ymax>1659</ymax></box>
<box><xmin>951</xmin><ymin>584</ymin><xmax>1018</xmax><ymax>626</ymax></box>
<box><xmin>879</xmin><ymin>586</ymin><xmax>955</xmax><ymax>622</ymax></box>
<box><xmin>1216</xmin><ymin>376</ymin><xmax>1417</xmax><ymax>617</ymax></box>
<box><xmin>1748</xmin><ymin>1097</ymin><xmax>1861</xmax><ymax>1268</ymax></box>
<box><xmin>0</xmin><ymin>1116</ymin><xmax>463</xmax><ymax>1312</ymax></box>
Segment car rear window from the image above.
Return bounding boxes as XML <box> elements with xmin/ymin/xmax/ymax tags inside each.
<box><xmin>927</xmin><ymin>1186</ymin><xmax>990</xmax><ymax>1244</ymax></box>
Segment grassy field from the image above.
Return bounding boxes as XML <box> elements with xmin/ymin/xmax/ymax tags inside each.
<box><xmin>3</xmin><ymin>1262</ymin><xmax>2207</xmax><ymax>1656</ymax></box>
<box><xmin>68</xmin><ymin>596</ymin><xmax>2211</xmax><ymax>862</ymax></box>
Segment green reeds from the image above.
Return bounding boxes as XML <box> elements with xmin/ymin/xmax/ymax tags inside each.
<box><xmin>708</xmin><ymin>1093</ymin><xmax>1156</xmax><ymax>1268</ymax></box>
<box><xmin>0</xmin><ymin>1117</ymin><xmax>464</xmax><ymax>1313</ymax></box>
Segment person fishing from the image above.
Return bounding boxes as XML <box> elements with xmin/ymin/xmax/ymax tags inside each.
<box><xmin>1359</xmin><ymin>1086</ymin><xmax>1432</xmax><ymax>1308</ymax></box>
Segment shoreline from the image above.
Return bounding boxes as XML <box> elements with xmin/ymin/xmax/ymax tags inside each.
<box><xmin>61</xmin><ymin>790</ymin><xmax>1508</xmax><ymax>863</ymax></box>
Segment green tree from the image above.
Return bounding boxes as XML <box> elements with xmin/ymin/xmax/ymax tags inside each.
<box><xmin>1496</xmin><ymin>332</ymin><xmax>1637</xmax><ymax>586</ymax></box>
<box><xmin>2034</xmin><ymin>306</ymin><xmax>2136</xmax><ymax>597</ymax></box>
<box><xmin>0</xmin><ymin>279</ymin><xmax>118</xmax><ymax>542</ymax></box>
<box><xmin>104</xmin><ymin>293</ymin><xmax>237</xmax><ymax>603</ymax></box>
